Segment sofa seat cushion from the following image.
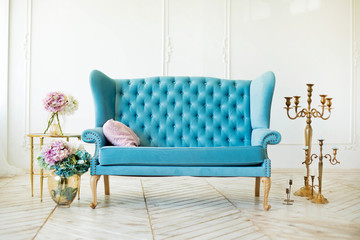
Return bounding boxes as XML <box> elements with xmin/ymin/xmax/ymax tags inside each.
<box><xmin>99</xmin><ymin>146</ymin><xmax>265</xmax><ymax>166</ymax></box>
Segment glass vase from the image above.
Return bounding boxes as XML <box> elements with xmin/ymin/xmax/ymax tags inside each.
<box><xmin>47</xmin><ymin>171</ymin><xmax>79</xmax><ymax>207</ymax></box>
<box><xmin>49</xmin><ymin>121</ymin><xmax>61</xmax><ymax>135</ymax></box>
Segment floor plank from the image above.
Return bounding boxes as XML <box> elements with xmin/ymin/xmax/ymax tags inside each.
<box><xmin>0</xmin><ymin>171</ymin><xmax>359</xmax><ymax>239</ymax></box>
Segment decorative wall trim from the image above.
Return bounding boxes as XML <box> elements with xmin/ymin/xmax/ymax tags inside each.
<box><xmin>162</xmin><ymin>0</ymin><xmax>171</xmax><ymax>76</ymax></box>
<box><xmin>223</xmin><ymin>0</ymin><xmax>231</xmax><ymax>79</ymax></box>
<box><xmin>282</xmin><ymin>0</ymin><xmax>359</xmax><ymax>149</ymax></box>
<box><xmin>21</xmin><ymin>0</ymin><xmax>359</xmax><ymax>150</ymax></box>
<box><xmin>346</xmin><ymin>0</ymin><xmax>359</xmax><ymax>150</ymax></box>
<box><xmin>0</xmin><ymin>0</ymin><xmax>10</xmax><ymax>161</ymax></box>
<box><xmin>22</xmin><ymin>0</ymin><xmax>32</xmax><ymax>149</ymax></box>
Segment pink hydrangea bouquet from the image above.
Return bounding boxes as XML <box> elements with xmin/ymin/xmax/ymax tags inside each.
<box><xmin>37</xmin><ymin>140</ymin><xmax>91</xmax><ymax>178</ymax></box>
<box><xmin>43</xmin><ymin>92</ymin><xmax>78</xmax><ymax>135</ymax></box>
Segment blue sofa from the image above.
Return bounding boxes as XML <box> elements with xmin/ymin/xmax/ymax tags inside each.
<box><xmin>82</xmin><ymin>70</ymin><xmax>281</xmax><ymax>210</ymax></box>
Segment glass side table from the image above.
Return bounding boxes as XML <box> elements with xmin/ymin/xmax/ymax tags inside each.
<box><xmin>27</xmin><ymin>133</ymin><xmax>81</xmax><ymax>202</ymax></box>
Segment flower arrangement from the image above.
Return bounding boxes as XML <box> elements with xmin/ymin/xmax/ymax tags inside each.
<box><xmin>43</xmin><ymin>92</ymin><xmax>79</xmax><ymax>135</ymax></box>
<box><xmin>37</xmin><ymin>140</ymin><xmax>91</xmax><ymax>178</ymax></box>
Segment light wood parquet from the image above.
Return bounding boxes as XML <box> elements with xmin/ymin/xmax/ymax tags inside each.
<box><xmin>0</xmin><ymin>171</ymin><xmax>359</xmax><ymax>240</ymax></box>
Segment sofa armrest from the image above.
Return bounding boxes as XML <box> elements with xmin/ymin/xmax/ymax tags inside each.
<box><xmin>82</xmin><ymin>127</ymin><xmax>106</xmax><ymax>169</ymax></box>
<box><xmin>251</xmin><ymin>128</ymin><xmax>281</xmax><ymax>148</ymax></box>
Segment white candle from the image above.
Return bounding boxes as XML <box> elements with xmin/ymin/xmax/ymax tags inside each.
<box><xmin>310</xmin><ymin>168</ymin><xmax>316</xmax><ymax>176</ymax></box>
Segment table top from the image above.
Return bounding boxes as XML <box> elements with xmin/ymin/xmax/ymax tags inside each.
<box><xmin>27</xmin><ymin>133</ymin><xmax>81</xmax><ymax>138</ymax></box>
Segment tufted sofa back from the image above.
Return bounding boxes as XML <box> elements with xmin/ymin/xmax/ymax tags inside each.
<box><xmin>90</xmin><ymin>70</ymin><xmax>275</xmax><ymax>147</ymax></box>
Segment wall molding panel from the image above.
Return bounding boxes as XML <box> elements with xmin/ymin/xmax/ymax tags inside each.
<box><xmin>223</xmin><ymin>0</ymin><xmax>231</xmax><ymax>79</ymax></box>
<box><xmin>9</xmin><ymin>0</ymin><xmax>360</xmax><ymax>169</ymax></box>
<box><xmin>345</xmin><ymin>0</ymin><xmax>359</xmax><ymax>150</ymax></box>
<box><xmin>22</xmin><ymin>0</ymin><xmax>32</xmax><ymax>150</ymax></box>
<box><xmin>162</xmin><ymin>0</ymin><xmax>171</xmax><ymax>76</ymax></box>
<box><xmin>0</xmin><ymin>0</ymin><xmax>10</xmax><ymax>163</ymax></box>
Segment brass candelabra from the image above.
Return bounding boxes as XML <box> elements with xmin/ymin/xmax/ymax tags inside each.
<box><xmin>304</xmin><ymin>139</ymin><xmax>339</xmax><ymax>204</ymax></box>
<box><xmin>284</xmin><ymin>84</ymin><xmax>332</xmax><ymax>197</ymax></box>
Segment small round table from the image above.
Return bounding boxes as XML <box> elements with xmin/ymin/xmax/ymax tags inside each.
<box><xmin>27</xmin><ymin>133</ymin><xmax>81</xmax><ymax>202</ymax></box>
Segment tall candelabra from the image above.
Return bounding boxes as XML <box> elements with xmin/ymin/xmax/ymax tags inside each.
<box><xmin>304</xmin><ymin>139</ymin><xmax>339</xmax><ymax>204</ymax></box>
<box><xmin>284</xmin><ymin>84</ymin><xmax>332</xmax><ymax>197</ymax></box>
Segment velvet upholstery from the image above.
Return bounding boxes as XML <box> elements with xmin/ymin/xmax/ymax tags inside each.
<box><xmin>82</xmin><ymin>70</ymin><xmax>281</xmax><ymax>178</ymax></box>
<box><xmin>99</xmin><ymin>146</ymin><xmax>265</xmax><ymax>166</ymax></box>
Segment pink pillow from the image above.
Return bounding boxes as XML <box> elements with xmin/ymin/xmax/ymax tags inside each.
<box><xmin>103</xmin><ymin>119</ymin><xmax>140</xmax><ymax>147</ymax></box>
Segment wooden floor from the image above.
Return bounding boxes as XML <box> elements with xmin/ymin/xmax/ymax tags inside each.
<box><xmin>0</xmin><ymin>171</ymin><xmax>359</xmax><ymax>240</ymax></box>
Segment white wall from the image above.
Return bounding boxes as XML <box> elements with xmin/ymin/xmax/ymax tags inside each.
<box><xmin>0</xmin><ymin>0</ymin><xmax>9</xmax><ymax>166</ymax></box>
<box><xmin>5</xmin><ymin>0</ymin><xmax>360</xmax><ymax>171</ymax></box>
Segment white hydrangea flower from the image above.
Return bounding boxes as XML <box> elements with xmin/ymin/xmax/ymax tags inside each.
<box><xmin>62</xmin><ymin>94</ymin><xmax>79</xmax><ymax>115</ymax></box>
<box><xmin>68</xmin><ymin>141</ymin><xmax>85</xmax><ymax>153</ymax></box>
<box><xmin>77</xmin><ymin>160</ymin><xmax>85</xmax><ymax>164</ymax></box>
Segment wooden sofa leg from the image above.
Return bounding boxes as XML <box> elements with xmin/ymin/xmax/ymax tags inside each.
<box><xmin>90</xmin><ymin>175</ymin><xmax>101</xmax><ymax>209</ymax></box>
<box><xmin>104</xmin><ymin>175</ymin><xmax>110</xmax><ymax>195</ymax></box>
<box><xmin>255</xmin><ymin>177</ymin><xmax>260</xmax><ymax>197</ymax></box>
<box><xmin>261</xmin><ymin>177</ymin><xmax>271</xmax><ymax>211</ymax></box>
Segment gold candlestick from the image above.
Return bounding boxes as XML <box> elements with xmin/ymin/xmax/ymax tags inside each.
<box><xmin>283</xmin><ymin>188</ymin><xmax>293</xmax><ymax>205</ymax></box>
<box><xmin>284</xmin><ymin>84</ymin><xmax>332</xmax><ymax>197</ymax></box>
<box><xmin>307</xmin><ymin>175</ymin><xmax>316</xmax><ymax>200</ymax></box>
<box><xmin>309</xmin><ymin>139</ymin><xmax>340</xmax><ymax>204</ymax></box>
<box><xmin>303</xmin><ymin>146</ymin><xmax>318</xmax><ymax>198</ymax></box>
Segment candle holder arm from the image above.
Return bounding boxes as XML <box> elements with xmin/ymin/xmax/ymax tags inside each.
<box><xmin>302</xmin><ymin>153</ymin><xmax>317</xmax><ymax>165</ymax></box>
<box><xmin>311</xmin><ymin>108</ymin><xmax>331</xmax><ymax>120</ymax></box>
<box><xmin>285</xmin><ymin>107</ymin><xmax>308</xmax><ymax>120</ymax></box>
<box><xmin>251</xmin><ymin>129</ymin><xmax>281</xmax><ymax>158</ymax></box>
<box><xmin>324</xmin><ymin>153</ymin><xmax>340</xmax><ymax>165</ymax></box>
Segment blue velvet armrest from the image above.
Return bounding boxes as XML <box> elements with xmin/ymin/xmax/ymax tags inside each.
<box><xmin>251</xmin><ymin>128</ymin><xmax>281</xmax><ymax>158</ymax></box>
<box><xmin>82</xmin><ymin>127</ymin><xmax>107</xmax><ymax>175</ymax></box>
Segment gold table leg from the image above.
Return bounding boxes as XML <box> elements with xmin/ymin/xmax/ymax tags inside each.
<box><xmin>40</xmin><ymin>137</ymin><xmax>44</xmax><ymax>202</ymax></box>
<box><xmin>30</xmin><ymin>137</ymin><xmax>34</xmax><ymax>197</ymax></box>
<box><xmin>78</xmin><ymin>176</ymin><xmax>81</xmax><ymax>200</ymax></box>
